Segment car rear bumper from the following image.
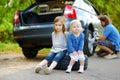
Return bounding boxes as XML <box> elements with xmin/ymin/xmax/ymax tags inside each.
<box><xmin>13</xmin><ymin>24</ymin><xmax>53</xmax><ymax>48</ymax></box>
<box><xmin>14</xmin><ymin>35</ymin><xmax>52</xmax><ymax>48</ymax></box>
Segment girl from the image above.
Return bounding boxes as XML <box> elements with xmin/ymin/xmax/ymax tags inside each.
<box><xmin>35</xmin><ymin>16</ymin><xmax>68</xmax><ymax>75</ymax></box>
<box><xmin>66</xmin><ymin>19</ymin><xmax>85</xmax><ymax>73</ymax></box>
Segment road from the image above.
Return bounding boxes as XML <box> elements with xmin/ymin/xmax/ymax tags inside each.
<box><xmin>0</xmin><ymin>53</ymin><xmax>120</xmax><ymax>80</ymax></box>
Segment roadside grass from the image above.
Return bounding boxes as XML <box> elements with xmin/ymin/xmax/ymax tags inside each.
<box><xmin>0</xmin><ymin>42</ymin><xmax>50</xmax><ymax>55</ymax></box>
<box><xmin>0</xmin><ymin>42</ymin><xmax>22</xmax><ymax>53</ymax></box>
<box><xmin>38</xmin><ymin>48</ymin><xmax>50</xmax><ymax>54</ymax></box>
<box><xmin>0</xmin><ymin>42</ymin><xmax>99</xmax><ymax>54</ymax></box>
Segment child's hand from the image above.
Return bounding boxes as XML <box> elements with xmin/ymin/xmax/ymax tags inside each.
<box><xmin>78</xmin><ymin>50</ymin><xmax>83</xmax><ymax>55</ymax></box>
<box><xmin>70</xmin><ymin>51</ymin><xmax>79</xmax><ymax>61</ymax></box>
<box><xmin>71</xmin><ymin>51</ymin><xmax>78</xmax><ymax>56</ymax></box>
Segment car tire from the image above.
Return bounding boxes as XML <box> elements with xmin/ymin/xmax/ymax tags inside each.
<box><xmin>22</xmin><ymin>48</ymin><xmax>38</xmax><ymax>58</ymax></box>
<box><xmin>84</xmin><ymin>29</ymin><xmax>95</xmax><ymax>57</ymax></box>
<box><xmin>48</xmin><ymin>55</ymin><xmax>88</xmax><ymax>70</ymax></box>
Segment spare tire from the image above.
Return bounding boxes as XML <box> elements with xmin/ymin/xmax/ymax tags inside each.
<box><xmin>48</xmin><ymin>55</ymin><xmax>88</xmax><ymax>70</ymax></box>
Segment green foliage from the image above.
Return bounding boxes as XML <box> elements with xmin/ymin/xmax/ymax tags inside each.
<box><xmin>0</xmin><ymin>42</ymin><xmax>22</xmax><ymax>53</ymax></box>
<box><xmin>0</xmin><ymin>0</ymin><xmax>35</xmax><ymax>43</ymax></box>
<box><xmin>90</xmin><ymin>0</ymin><xmax>120</xmax><ymax>31</ymax></box>
<box><xmin>0</xmin><ymin>41</ymin><xmax>50</xmax><ymax>54</ymax></box>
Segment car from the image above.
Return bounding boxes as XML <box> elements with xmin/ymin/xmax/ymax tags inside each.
<box><xmin>13</xmin><ymin>0</ymin><xmax>102</xmax><ymax>58</ymax></box>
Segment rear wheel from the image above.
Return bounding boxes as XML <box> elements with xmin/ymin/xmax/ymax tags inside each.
<box><xmin>22</xmin><ymin>48</ymin><xmax>38</xmax><ymax>58</ymax></box>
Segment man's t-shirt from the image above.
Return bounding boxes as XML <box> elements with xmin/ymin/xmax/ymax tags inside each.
<box><xmin>104</xmin><ymin>24</ymin><xmax>120</xmax><ymax>51</ymax></box>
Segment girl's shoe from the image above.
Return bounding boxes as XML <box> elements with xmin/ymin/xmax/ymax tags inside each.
<box><xmin>35</xmin><ymin>66</ymin><xmax>42</xmax><ymax>73</ymax></box>
<box><xmin>78</xmin><ymin>68</ymin><xmax>84</xmax><ymax>73</ymax></box>
<box><xmin>44</xmin><ymin>67</ymin><xmax>52</xmax><ymax>75</ymax></box>
<box><xmin>65</xmin><ymin>69</ymin><xmax>71</xmax><ymax>73</ymax></box>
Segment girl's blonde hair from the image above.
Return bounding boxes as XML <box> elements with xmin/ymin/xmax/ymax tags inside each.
<box><xmin>70</xmin><ymin>19</ymin><xmax>84</xmax><ymax>33</ymax></box>
<box><xmin>53</xmin><ymin>16</ymin><xmax>66</xmax><ymax>34</ymax></box>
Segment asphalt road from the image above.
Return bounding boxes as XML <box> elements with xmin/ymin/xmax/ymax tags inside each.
<box><xmin>0</xmin><ymin>53</ymin><xmax>120</xmax><ymax>80</ymax></box>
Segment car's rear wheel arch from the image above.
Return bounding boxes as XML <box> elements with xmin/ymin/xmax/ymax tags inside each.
<box><xmin>88</xmin><ymin>23</ymin><xmax>95</xmax><ymax>37</ymax></box>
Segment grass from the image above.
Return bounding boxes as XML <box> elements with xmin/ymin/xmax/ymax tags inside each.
<box><xmin>38</xmin><ymin>48</ymin><xmax>50</xmax><ymax>55</ymax></box>
<box><xmin>0</xmin><ymin>42</ymin><xmax>22</xmax><ymax>53</ymax></box>
<box><xmin>0</xmin><ymin>42</ymin><xmax>50</xmax><ymax>54</ymax></box>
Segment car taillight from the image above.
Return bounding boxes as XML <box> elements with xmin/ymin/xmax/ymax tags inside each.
<box><xmin>14</xmin><ymin>36</ymin><xmax>22</xmax><ymax>39</ymax></box>
<box><xmin>64</xmin><ymin>5</ymin><xmax>77</xmax><ymax>18</ymax></box>
<box><xmin>13</xmin><ymin>10</ymin><xmax>20</xmax><ymax>24</ymax></box>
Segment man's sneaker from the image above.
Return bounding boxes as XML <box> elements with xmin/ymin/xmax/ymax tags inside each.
<box><xmin>117</xmin><ymin>51</ymin><xmax>120</xmax><ymax>58</ymax></box>
<box><xmin>104</xmin><ymin>54</ymin><xmax>118</xmax><ymax>59</ymax></box>
<box><xmin>35</xmin><ymin>66</ymin><xmax>42</xmax><ymax>73</ymax></box>
<box><xmin>78</xmin><ymin>68</ymin><xmax>84</xmax><ymax>73</ymax></box>
<box><xmin>65</xmin><ymin>69</ymin><xmax>71</xmax><ymax>73</ymax></box>
<box><xmin>44</xmin><ymin>67</ymin><xmax>51</xmax><ymax>75</ymax></box>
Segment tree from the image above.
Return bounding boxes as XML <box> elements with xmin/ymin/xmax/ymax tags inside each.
<box><xmin>5</xmin><ymin>0</ymin><xmax>13</xmax><ymax>8</ymax></box>
<box><xmin>90</xmin><ymin>0</ymin><xmax>120</xmax><ymax>31</ymax></box>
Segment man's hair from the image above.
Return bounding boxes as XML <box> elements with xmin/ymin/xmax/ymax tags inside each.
<box><xmin>99</xmin><ymin>15</ymin><xmax>112</xmax><ymax>26</ymax></box>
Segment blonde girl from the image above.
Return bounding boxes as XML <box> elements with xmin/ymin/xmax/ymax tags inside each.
<box><xmin>66</xmin><ymin>19</ymin><xmax>85</xmax><ymax>73</ymax></box>
<box><xmin>35</xmin><ymin>16</ymin><xmax>68</xmax><ymax>75</ymax></box>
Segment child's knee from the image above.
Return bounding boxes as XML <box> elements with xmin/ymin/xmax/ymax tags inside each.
<box><xmin>78</xmin><ymin>54</ymin><xmax>85</xmax><ymax>60</ymax></box>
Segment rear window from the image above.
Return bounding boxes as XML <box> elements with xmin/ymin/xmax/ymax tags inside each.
<box><xmin>22</xmin><ymin>0</ymin><xmax>73</xmax><ymax>24</ymax></box>
<box><xmin>32</xmin><ymin>0</ymin><xmax>73</xmax><ymax>15</ymax></box>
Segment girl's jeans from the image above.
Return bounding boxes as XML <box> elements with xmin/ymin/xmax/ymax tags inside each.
<box><xmin>45</xmin><ymin>50</ymin><xmax>67</xmax><ymax>62</ymax></box>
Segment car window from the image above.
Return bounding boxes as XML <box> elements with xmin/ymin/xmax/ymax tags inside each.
<box><xmin>73</xmin><ymin>0</ymin><xmax>96</xmax><ymax>15</ymax></box>
<box><xmin>32</xmin><ymin>0</ymin><xmax>73</xmax><ymax>15</ymax></box>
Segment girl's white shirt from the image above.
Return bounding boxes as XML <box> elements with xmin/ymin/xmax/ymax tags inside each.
<box><xmin>51</xmin><ymin>31</ymin><xmax>68</xmax><ymax>53</ymax></box>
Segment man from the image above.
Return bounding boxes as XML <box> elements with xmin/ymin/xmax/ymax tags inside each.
<box><xmin>94</xmin><ymin>15</ymin><xmax>120</xmax><ymax>59</ymax></box>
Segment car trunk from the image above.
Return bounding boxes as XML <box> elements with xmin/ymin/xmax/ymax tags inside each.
<box><xmin>21</xmin><ymin>11</ymin><xmax>63</xmax><ymax>25</ymax></box>
<box><xmin>20</xmin><ymin>0</ymin><xmax>66</xmax><ymax>25</ymax></box>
